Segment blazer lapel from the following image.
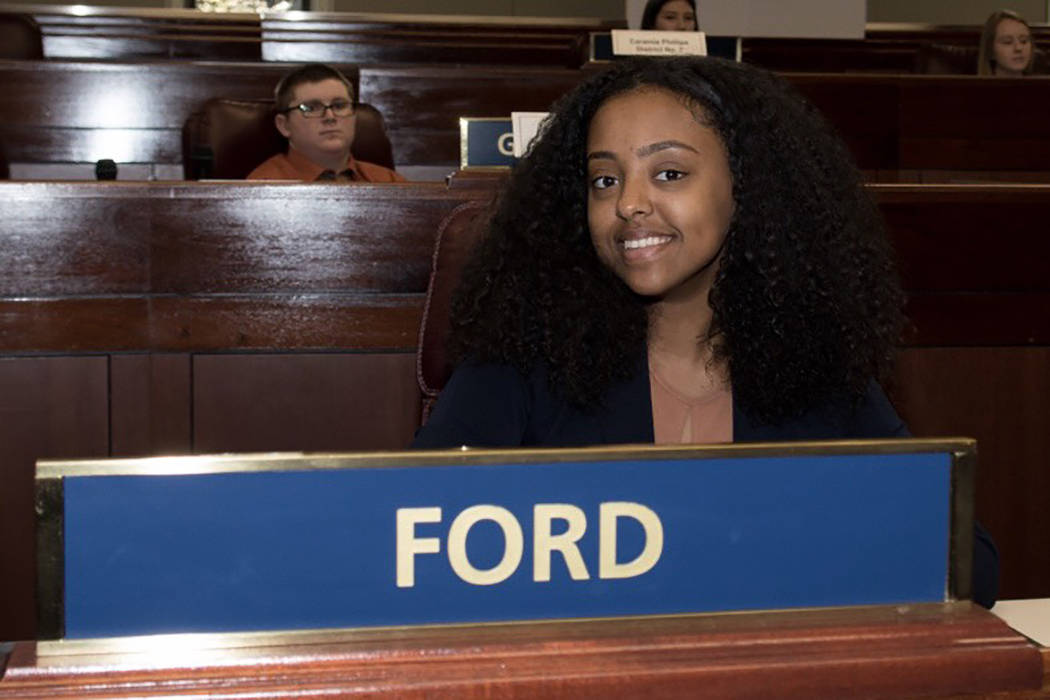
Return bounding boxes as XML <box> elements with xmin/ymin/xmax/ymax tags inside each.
<box><xmin>598</xmin><ymin>352</ymin><xmax>655</xmax><ymax>445</ymax></box>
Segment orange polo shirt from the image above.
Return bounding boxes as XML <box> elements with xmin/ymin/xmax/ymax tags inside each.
<box><xmin>246</xmin><ymin>147</ymin><xmax>406</xmax><ymax>182</ymax></box>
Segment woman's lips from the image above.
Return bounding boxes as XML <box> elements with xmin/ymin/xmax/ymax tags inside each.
<box><xmin>619</xmin><ymin>234</ymin><xmax>674</xmax><ymax>262</ymax></box>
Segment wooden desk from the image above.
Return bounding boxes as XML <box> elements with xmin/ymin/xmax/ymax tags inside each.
<box><xmin>785</xmin><ymin>74</ymin><xmax>1050</xmax><ymax>182</ymax></box>
<box><xmin>260</xmin><ymin>13</ymin><xmax>615</xmax><ymax>67</ymax></box>
<box><xmin>0</xmin><ymin>604</ymin><xmax>1044</xmax><ymax>697</ymax></box>
<box><xmin>0</xmin><ymin>59</ymin><xmax>587</xmax><ymax>177</ymax></box>
<box><xmin>744</xmin><ymin>22</ymin><xmax>1050</xmax><ymax>74</ymax></box>
<box><xmin>0</xmin><ymin>60</ymin><xmax>358</xmax><ymax>176</ymax></box>
<box><xmin>2</xmin><ymin>62</ymin><xmax>1049</xmax><ymax>181</ymax></box>
<box><xmin>0</xmin><ymin>182</ymin><xmax>1047</xmax><ymax>642</ymax></box>
<box><xmin>11</xmin><ymin>4</ymin><xmax>1050</xmax><ymax>74</ymax></box>
<box><xmin>0</xmin><ymin>181</ymin><xmax>493</xmax><ymax>641</ymax></box>
<box><xmin>5</xmin><ymin>4</ymin><xmax>615</xmax><ymax>66</ymax></box>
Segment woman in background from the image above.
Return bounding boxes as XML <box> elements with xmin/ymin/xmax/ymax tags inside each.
<box><xmin>641</xmin><ymin>0</ymin><xmax>697</xmax><ymax>31</ymax></box>
<box><xmin>978</xmin><ymin>9</ymin><xmax>1035</xmax><ymax>76</ymax></box>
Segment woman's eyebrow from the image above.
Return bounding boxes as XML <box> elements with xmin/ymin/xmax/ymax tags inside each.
<box><xmin>636</xmin><ymin>140</ymin><xmax>699</xmax><ymax>157</ymax></box>
<box><xmin>587</xmin><ymin>140</ymin><xmax>701</xmax><ymax>162</ymax></box>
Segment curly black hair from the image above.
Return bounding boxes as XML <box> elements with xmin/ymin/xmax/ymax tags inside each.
<box><xmin>448</xmin><ymin>57</ymin><xmax>904</xmax><ymax>426</ymax></box>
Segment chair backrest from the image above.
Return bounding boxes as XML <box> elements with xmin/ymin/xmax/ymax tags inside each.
<box><xmin>915</xmin><ymin>43</ymin><xmax>978</xmax><ymax>75</ymax></box>
<box><xmin>416</xmin><ymin>200</ymin><xmax>490</xmax><ymax>421</ymax></box>
<box><xmin>182</xmin><ymin>98</ymin><xmax>395</xmax><ymax>179</ymax></box>
<box><xmin>0</xmin><ymin>13</ymin><xmax>43</xmax><ymax>60</ymax></box>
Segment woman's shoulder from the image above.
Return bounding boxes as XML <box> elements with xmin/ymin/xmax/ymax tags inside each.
<box><xmin>411</xmin><ymin>361</ymin><xmax>541</xmax><ymax>449</ymax></box>
<box><xmin>736</xmin><ymin>381</ymin><xmax>909</xmax><ymax>442</ymax></box>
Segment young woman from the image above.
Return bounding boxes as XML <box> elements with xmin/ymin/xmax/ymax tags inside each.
<box><xmin>978</xmin><ymin>9</ymin><xmax>1035</xmax><ymax>76</ymax></box>
<box><xmin>412</xmin><ymin>57</ymin><xmax>997</xmax><ymax>607</ymax></box>
<box><xmin>641</xmin><ymin>0</ymin><xmax>697</xmax><ymax>31</ymax></box>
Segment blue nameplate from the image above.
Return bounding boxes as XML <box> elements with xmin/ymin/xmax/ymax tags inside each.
<box><xmin>36</xmin><ymin>442</ymin><xmax>970</xmax><ymax>639</ymax></box>
<box><xmin>459</xmin><ymin>117</ymin><xmax>515</xmax><ymax>169</ymax></box>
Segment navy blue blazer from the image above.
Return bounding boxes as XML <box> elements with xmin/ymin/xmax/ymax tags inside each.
<box><xmin>413</xmin><ymin>358</ymin><xmax>999</xmax><ymax>608</ymax></box>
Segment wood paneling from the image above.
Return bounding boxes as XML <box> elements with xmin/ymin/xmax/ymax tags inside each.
<box><xmin>20</xmin><ymin>5</ymin><xmax>1050</xmax><ymax>75</ymax></box>
<box><xmin>147</xmin><ymin>295</ymin><xmax>424</xmax><ymax>352</ymax></box>
<box><xmin>0</xmin><ymin>181</ymin><xmax>1047</xmax><ymax>638</ymax></box>
<box><xmin>744</xmin><ymin>24</ymin><xmax>1050</xmax><ymax>74</ymax></box>
<box><xmin>12</xmin><ymin>5</ymin><xmax>616</xmax><ymax>65</ymax></box>
<box><xmin>19</xmin><ymin>6</ymin><xmax>614</xmax><ymax>66</ymax></box>
<box><xmin>0</xmin><ymin>60</ymin><xmax>358</xmax><ymax>166</ymax></box>
<box><xmin>359</xmin><ymin>64</ymin><xmax>595</xmax><ymax>167</ymax></box>
<box><xmin>875</xmin><ymin>184</ymin><xmax>1050</xmax><ymax>346</ymax></box>
<box><xmin>0</xmin><ymin>182</ymin><xmax>473</xmax><ymax>352</ymax></box>
<box><xmin>110</xmin><ymin>353</ymin><xmax>192</xmax><ymax>457</ymax></box>
<box><xmin>193</xmin><ymin>353</ymin><xmax>421</xmax><ymax>453</ymax></box>
<box><xmin>0</xmin><ymin>357</ymin><xmax>109</xmax><ymax>642</ymax></box>
<box><xmin>260</xmin><ymin>16</ymin><xmax>601</xmax><ymax>67</ymax></box>
<box><xmin>0</xmin><ymin>61</ymin><xmax>345</xmax><ymax>130</ymax></box>
<box><xmin>893</xmin><ymin>348</ymin><xmax>1050</xmax><ymax>600</ymax></box>
<box><xmin>33</xmin><ymin>9</ymin><xmax>262</xmax><ymax>61</ymax></box>
<box><xmin>6</xmin><ymin>61</ymin><xmax>1050</xmax><ymax>176</ymax></box>
<box><xmin>11</xmin><ymin>182</ymin><xmax>1048</xmax><ymax>352</ymax></box>
<box><xmin>0</xmin><ymin>605</ymin><xmax>1042</xmax><ymax>697</ymax></box>
<box><xmin>0</xmin><ymin>59</ymin><xmax>587</xmax><ymax>170</ymax></box>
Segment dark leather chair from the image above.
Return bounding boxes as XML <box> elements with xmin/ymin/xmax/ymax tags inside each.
<box><xmin>182</xmin><ymin>98</ymin><xmax>396</xmax><ymax>180</ymax></box>
<box><xmin>416</xmin><ymin>200</ymin><xmax>490</xmax><ymax>421</ymax></box>
<box><xmin>0</xmin><ymin>138</ymin><xmax>9</xmax><ymax>180</ymax></box>
<box><xmin>0</xmin><ymin>13</ymin><xmax>43</xmax><ymax>60</ymax></box>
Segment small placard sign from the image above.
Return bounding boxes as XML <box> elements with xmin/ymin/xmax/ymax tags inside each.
<box><xmin>611</xmin><ymin>29</ymin><xmax>707</xmax><ymax>56</ymax></box>
<box><xmin>459</xmin><ymin>117</ymin><xmax>515</xmax><ymax>169</ymax></box>
<box><xmin>36</xmin><ymin>441</ymin><xmax>970</xmax><ymax>640</ymax></box>
<box><xmin>592</xmin><ymin>32</ymin><xmax>738</xmax><ymax>62</ymax></box>
<box><xmin>511</xmin><ymin>112</ymin><xmax>548</xmax><ymax>158</ymax></box>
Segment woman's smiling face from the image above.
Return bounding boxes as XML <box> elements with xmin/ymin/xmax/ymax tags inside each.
<box><xmin>586</xmin><ymin>87</ymin><xmax>734</xmax><ymax>305</ymax></box>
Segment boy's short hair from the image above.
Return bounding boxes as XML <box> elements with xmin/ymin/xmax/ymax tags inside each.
<box><xmin>274</xmin><ymin>64</ymin><xmax>355</xmax><ymax>110</ymax></box>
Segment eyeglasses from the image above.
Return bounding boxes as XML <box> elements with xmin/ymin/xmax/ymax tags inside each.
<box><xmin>281</xmin><ymin>99</ymin><xmax>355</xmax><ymax>119</ymax></box>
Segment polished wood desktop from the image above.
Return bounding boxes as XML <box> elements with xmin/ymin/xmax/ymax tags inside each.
<box><xmin>0</xmin><ymin>604</ymin><xmax>1045</xmax><ymax>698</ymax></box>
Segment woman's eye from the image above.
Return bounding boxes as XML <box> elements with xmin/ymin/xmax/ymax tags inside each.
<box><xmin>591</xmin><ymin>175</ymin><xmax>617</xmax><ymax>189</ymax></box>
<box><xmin>655</xmin><ymin>169</ymin><xmax>687</xmax><ymax>182</ymax></box>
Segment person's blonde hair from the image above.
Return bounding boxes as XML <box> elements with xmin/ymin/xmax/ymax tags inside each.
<box><xmin>978</xmin><ymin>9</ymin><xmax>1034</xmax><ymax>75</ymax></box>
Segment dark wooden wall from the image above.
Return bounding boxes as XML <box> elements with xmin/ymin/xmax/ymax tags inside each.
<box><xmin>0</xmin><ymin>181</ymin><xmax>1047</xmax><ymax>642</ymax></box>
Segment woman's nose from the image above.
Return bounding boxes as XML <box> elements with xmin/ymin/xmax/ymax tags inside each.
<box><xmin>616</xmin><ymin>180</ymin><xmax>652</xmax><ymax>220</ymax></box>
